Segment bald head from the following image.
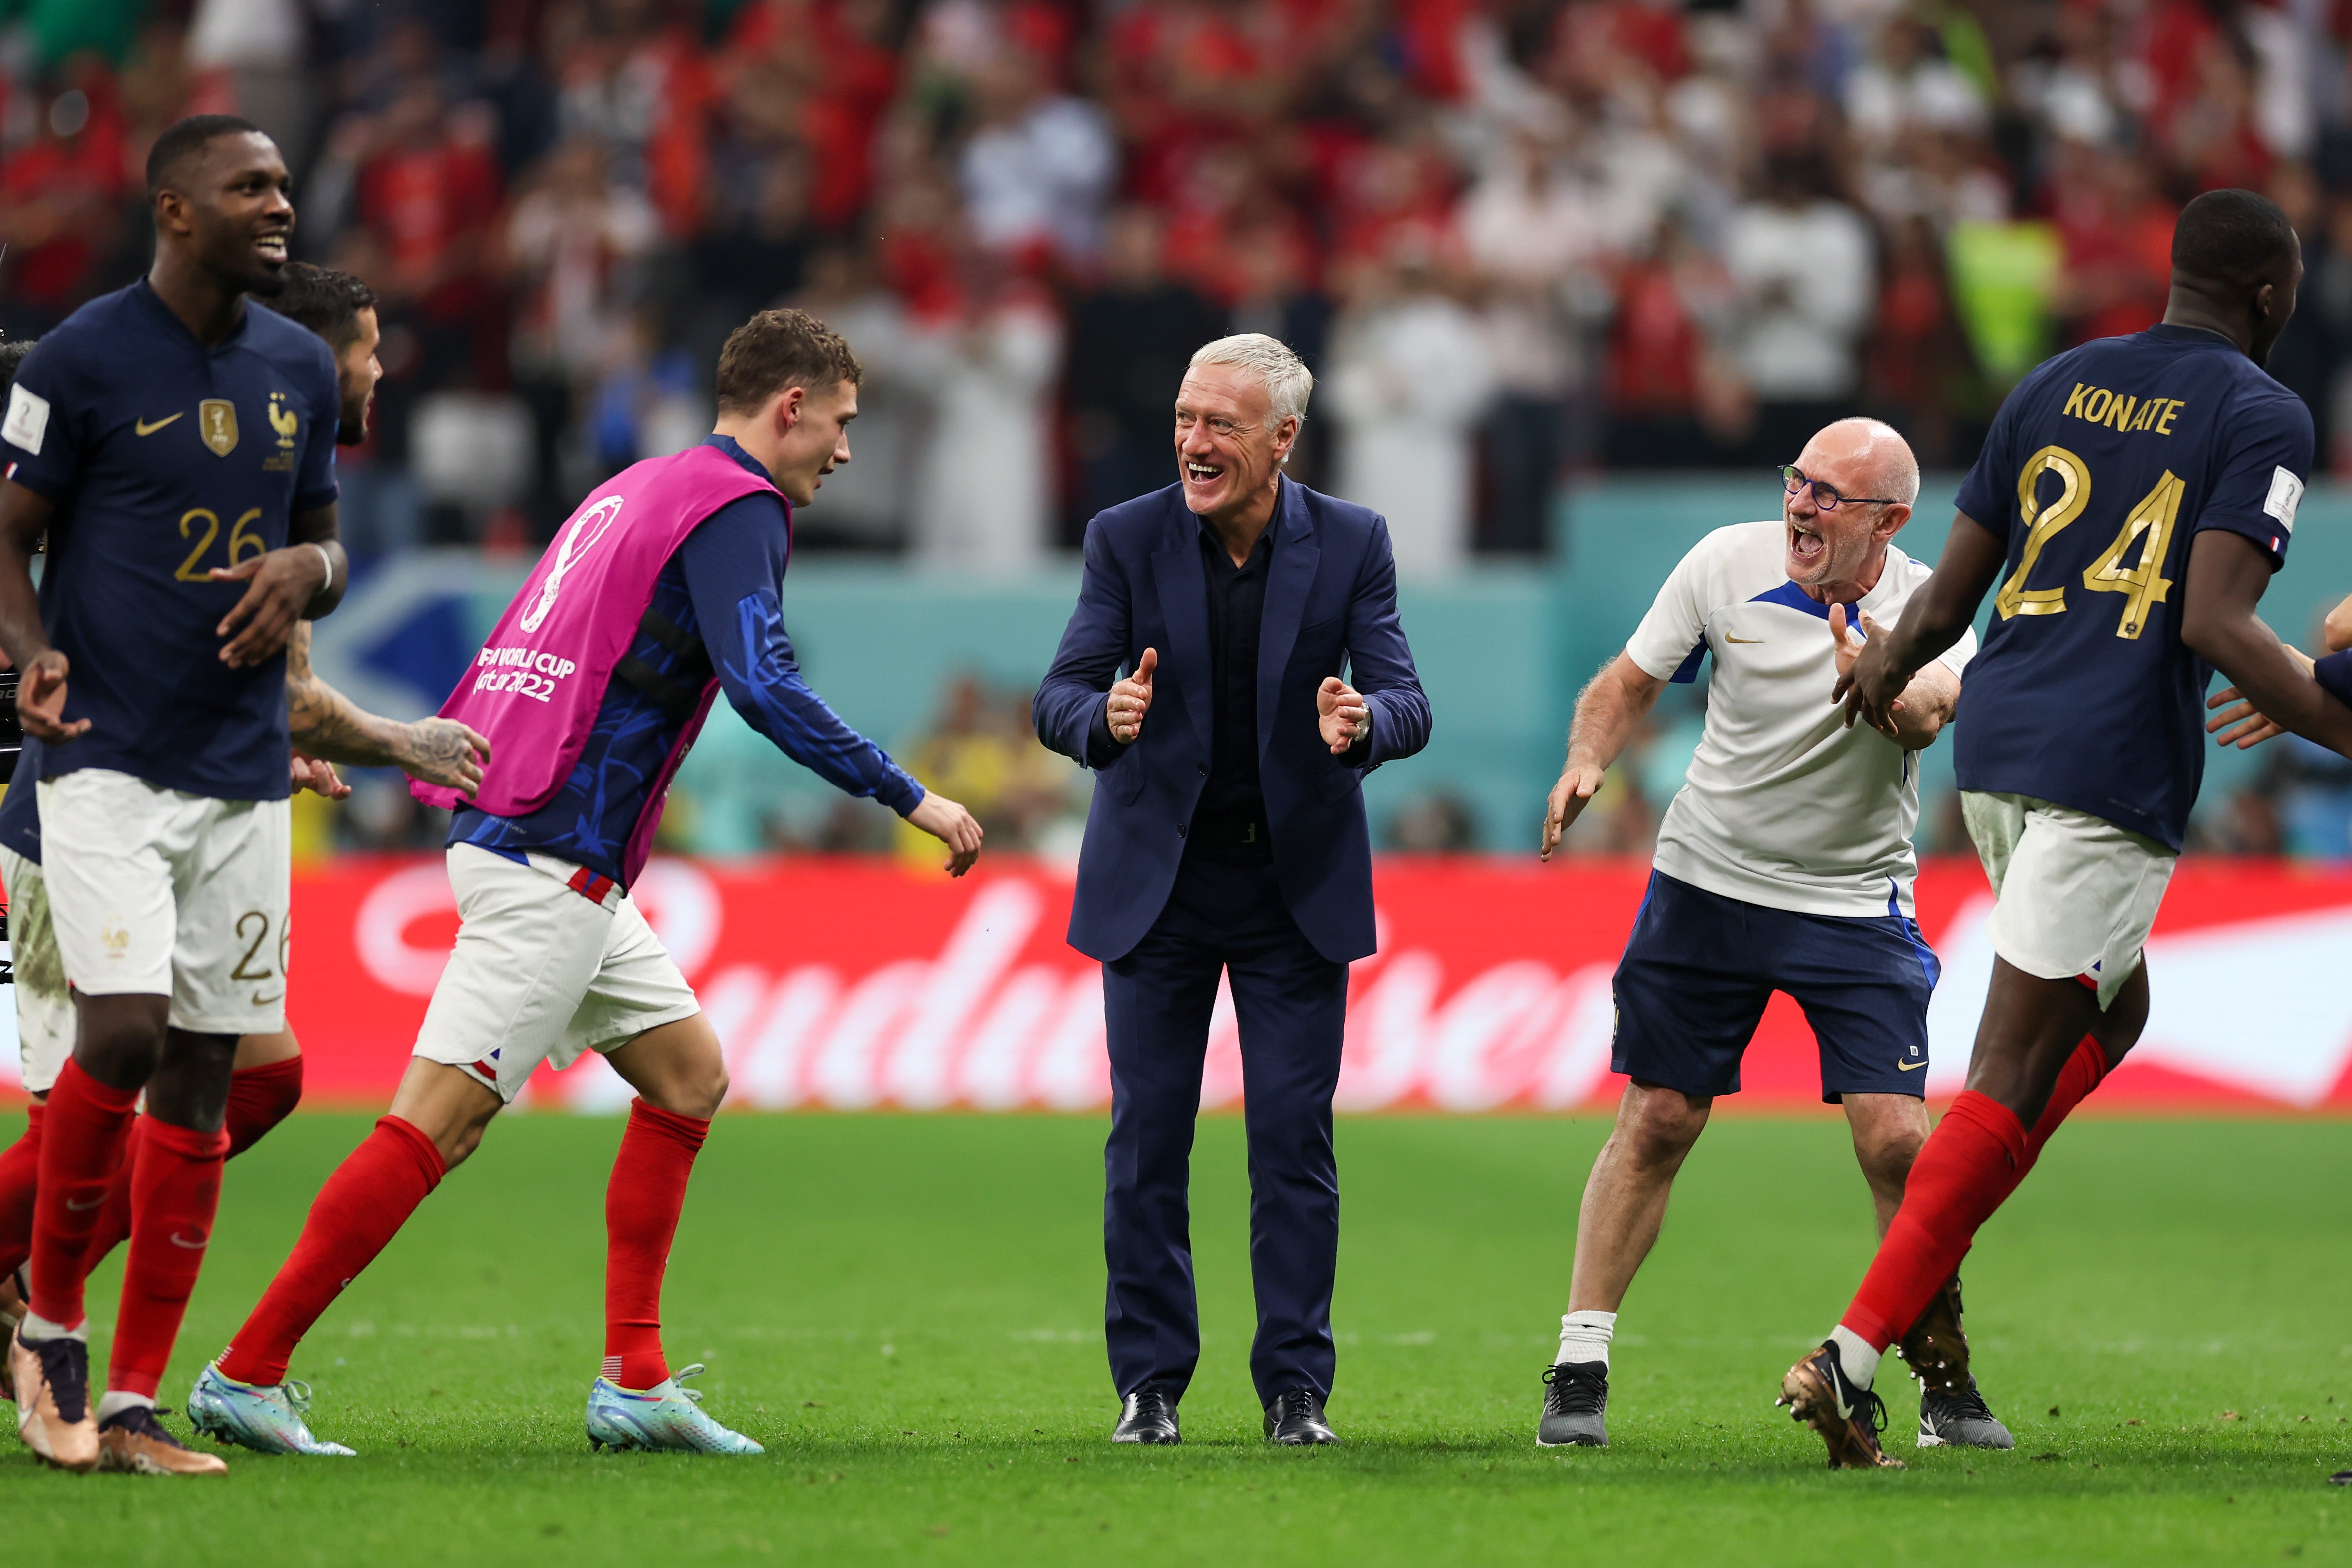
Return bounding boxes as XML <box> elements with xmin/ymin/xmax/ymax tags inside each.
<box><xmin>1811</xmin><ymin>417</ymin><xmax>1920</xmax><ymax>507</ymax></box>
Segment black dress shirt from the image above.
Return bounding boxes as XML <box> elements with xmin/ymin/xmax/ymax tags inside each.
<box><xmin>1194</xmin><ymin>520</ymin><xmax>1273</xmax><ymax>838</ymax></box>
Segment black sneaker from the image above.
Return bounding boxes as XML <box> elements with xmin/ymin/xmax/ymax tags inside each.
<box><xmin>1918</xmin><ymin>1374</ymin><xmax>2014</xmax><ymax>1450</ymax></box>
<box><xmin>1537</xmin><ymin>1361</ymin><xmax>1608</xmax><ymax>1447</ymax></box>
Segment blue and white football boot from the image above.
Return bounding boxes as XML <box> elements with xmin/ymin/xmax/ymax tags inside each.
<box><xmin>585</xmin><ymin>1364</ymin><xmax>764</xmax><ymax>1454</ymax></box>
<box><xmin>186</xmin><ymin>1363</ymin><xmax>357</xmax><ymax>1456</ymax></box>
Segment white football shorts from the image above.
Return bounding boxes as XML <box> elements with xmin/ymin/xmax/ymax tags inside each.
<box><xmin>38</xmin><ymin>770</ymin><xmax>291</xmax><ymax>1035</ymax></box>
<box><xmin>1</xmin><ymin>845</ymin><xmax>71</xmax><ymax>1095</ymax></box>
<box><xmin>1961</xmin><ymin>790</ymin><xmax>2175</xmax><ymax>1009</ymax></box>
<box><xmin>412</xmin><ymin>843</ymin><xmax>700</xmax><ymax>1103</ymax></box>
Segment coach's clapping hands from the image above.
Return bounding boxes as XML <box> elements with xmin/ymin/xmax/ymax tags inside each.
<box><xmin>1107</xmin><ymin>647</ymin><xmax>1156</xmax><ymax>743</ymax></box>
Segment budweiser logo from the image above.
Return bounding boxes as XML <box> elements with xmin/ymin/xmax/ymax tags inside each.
<box><xmin>352</xmin><ymin>862</ymin><xmax>1625</xmax><ymax>1113</ymax></box>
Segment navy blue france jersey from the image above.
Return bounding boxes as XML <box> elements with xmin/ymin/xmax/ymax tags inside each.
<box><xmin>0</xmin><ymin>281</ymin><xmax>340</xmax><ymax>801</ymax></box>
<box><xmin>451</xmin><ymin>435</ymin><xmax>924</xmax><ymax>887</ymax></box>
<box><xmin>1951</xmin><ymin>324</ymin><xmax>2313</xmax><ymax>849</ymax></box>
<box><xmin>0</xmin><ymin>735</ymin><xmax>43</xmax><ymax>863</ymax></box>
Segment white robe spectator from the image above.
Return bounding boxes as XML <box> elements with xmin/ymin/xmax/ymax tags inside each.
<box><xmin>959</xmin><ymin>56</ymin><xmax>1116</xmax><ymax>265</ymax></box>
<box><xmin>903</xmin><ymin>286</ymin><xmax>1063</xmax><ymax>574</ymax></box>
<box><xmin>1723</xmin><ymin>193</ymin><xmax>1875</xmax><ymax>405</ymax></box>
<box><xmin>1328</xmin><ymin>275</ymin><xmax>1497</xmax><ymax>579</ymax></box>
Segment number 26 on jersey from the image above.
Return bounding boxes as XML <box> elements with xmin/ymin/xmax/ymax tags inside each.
<box><xmin>1993</xmin><ymin>444</ymin><xmax>2187</xmax><ymax>639</ymax></box>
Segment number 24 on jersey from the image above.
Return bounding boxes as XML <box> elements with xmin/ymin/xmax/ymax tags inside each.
<box><xmin>1993</xmin><ymin>444</ymin><xmax>2187</xmax><ymax>640</ymax></box>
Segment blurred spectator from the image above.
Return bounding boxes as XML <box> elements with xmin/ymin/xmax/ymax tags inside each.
<box><xmin>901</xmin><ymin>243</ymin><xmax>1063</xmax><ymax>573</ymax></box>
<box><xmin>1866</xmin><ymin>214</ymin><xmax>1980</xmax><ymax>467</ymax></box>
<box><xmin>0</xmin><ymin>62</ymin><xmax>131</xmax><ymax>337</ymax></box>
<box><xmin>504</xmin><ymin>135</ymin><xmax>660</xmax><ymax>529</ymax></box>
<box><xmin>1603</xmin><ymin>214</ymin><xmax>1744</xmax><ymax>467</ymax></box>
<box><xmin>1063</xmin><ymin>207</ymin><xmax>1227</xmax><ymax>532</ymax></box>
<box><xmin>957</xmin><ymin>47</ymin><xmax>1115</xmax><ymax>266</ymax></box>
<box><xmin>1386</xmin><ymin>792</ymin><xmax>1480</xmax><ymax>853</ymax></box>
<box><xmin>896</xmin><ymin>672</ymin><xmax>1081</xmax><ymax>857</ymax></box>
<box><xmin>1722</xmin><ymin>153</ymin><xmax>1874</xmax><ymax>465</ymax></box>
<box><xmin>1458</xmin><ymin>126</ymin><xmax>1615</xmax><ymax>549</ymax></box>
<box><xmin>790</xmin><ymin>244</ymin><xmax>922</xmax><ymax>549</ymax></box>
<box><xmin>1327</xmin><ymin>251</ymin><xmax>1497</xmax><ymax>579</ymax></box>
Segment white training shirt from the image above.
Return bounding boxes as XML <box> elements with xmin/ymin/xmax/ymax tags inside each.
<box><xmin>1623</xmin><ymin>520</ymin><xmax>1976</xmax><ymax>919</ymax></box>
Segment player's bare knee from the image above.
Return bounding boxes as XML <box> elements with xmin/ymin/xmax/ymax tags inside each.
<box><xmin>1616</xmin><ymin>1081</ymin><xmax>1708</xmax><ymax>1168</ymax></box>
<box><xmin>69</xmin><ymin>991</ymin><xmax>173</xmax><ymax>1090</ymax></box>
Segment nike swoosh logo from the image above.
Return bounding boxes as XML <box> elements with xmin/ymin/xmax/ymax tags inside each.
<box><xmin>134</xmin><ymin>413</ymin><xmax>183</xmax><ymax>436</ymax></box>
<box><xmin>64</xmin><ymin>1195</ymin><xmax>105</xmax><ymax>1211</ymax></box>
<box><xmin>1724</xmin><ymin>635</ymin><xmax>1763</xmax><ymax>644</ymax></box>
<box><xmin>169</xmin><ymin>1230</ymin><xmax>209</xmax><ymax>1250</ymax></box>
<box><xmin>1896</xmin><ymin>1058</ymin><xmax>1928</xmax><ymax>1072</ymax></box>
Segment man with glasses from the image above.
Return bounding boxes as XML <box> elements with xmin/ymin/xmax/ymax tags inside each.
<box><xmin>1530</xmin><ymin>417</ymin><xmax>2012</xmax><ymax>1454</ymax></box>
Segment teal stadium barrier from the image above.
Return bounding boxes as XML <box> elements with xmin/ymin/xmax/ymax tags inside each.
<box><xmin>310</xmin><ymin>474</ymin><xmax>2352</xmax><ymax>855</ymax></box>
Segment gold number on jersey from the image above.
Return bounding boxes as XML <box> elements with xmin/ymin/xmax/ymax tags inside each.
<box><xmin>2079</xmin><ymin>469</ymin><xmax>2184</xmax><ymax>639</ymax></box>
<box><xmin>1995</xmin><ymin>446</ymin><xmax>2089</xmax><ymax>619</ymax></box>
<box><xmin>230</xmin><ymin>910</ymin><xmax>276</xmax><ymax>982</ymax></box>
<box><xmin>173</xmin><ymin>506</ymin><xmax>266</xmax><ymax>583</ymax></box>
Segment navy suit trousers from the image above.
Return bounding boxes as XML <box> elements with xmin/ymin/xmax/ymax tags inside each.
<box><xmin>1101</xmin><ymin>849</ymin><xmax>1349</xmax><ymax>1407</ymax></box>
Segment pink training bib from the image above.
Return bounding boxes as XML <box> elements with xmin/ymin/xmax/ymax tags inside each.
<box><xmin>411</xmin><ymin>442</ymin><xmax>780</xmax><ymax>882</ymax></box>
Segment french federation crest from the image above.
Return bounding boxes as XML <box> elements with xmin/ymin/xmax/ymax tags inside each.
<box><xmin>199</xmin><ymin>398</ymin><xmax>237</xmax><ymax>456</ymax></box>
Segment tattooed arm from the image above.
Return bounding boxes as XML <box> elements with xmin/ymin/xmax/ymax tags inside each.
<box><xmin>285</xmin><ymin>621</ymin><xmax>492</xmax><ymax>794</ymax></box>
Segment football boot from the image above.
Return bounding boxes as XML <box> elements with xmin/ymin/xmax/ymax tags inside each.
<box><xmin>97</xmin><ymin>1405</ymin><xmax>228</xmax><ymax>1475</ymax></box>
<box><xmin>1537</xmin><ymin>1360</ymin><xmax>1609</xmax><ymax>1447</ymax></box>
<box><xmin>585</xmin><ymin>1364</ymin><xmax>764</xmax><ymax>1454</ymax></box>
<box><xmin>186</xmin><ymin>1363</ymin><xmax>356</xmax><ymax>1456</ymax></box>
<box><xmin>1778</xmin><ymin>1342</ymin><xmax>1903</xmax><ymax>1469</ymax></box>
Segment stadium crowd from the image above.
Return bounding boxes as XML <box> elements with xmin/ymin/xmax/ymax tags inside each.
<box><xmin>7</xmin><ymin>0</ymin><xmax>2352</xmax><ymax>571</ymax></box>
<box><xmin>9</xmin><ymin>0</ymin><xmax>2352</xmax><ymax>857</ymax></box>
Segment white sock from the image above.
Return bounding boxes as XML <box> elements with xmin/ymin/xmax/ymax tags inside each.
<box><xmin>1828</xmin><ymin>1324</ymin><xmax>1881</xmax><ymax>1391</ymax></box>
<box><xmin>18</xmin><ymin>1311</ymin><xmax>84</xmax><ymax>1345</ymax></box>
<box><xmin>1556</xmin><ymin>1309</ymin><xmax>1616</xmax><ymax>1369</ymax></box>
<box><xmin>96</xmin><ymin>1391</ymin><xmax>153</xmax><ymax>1424</ymax></box>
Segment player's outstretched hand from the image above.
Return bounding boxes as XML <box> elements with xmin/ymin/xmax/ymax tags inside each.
<box><xmin>1540</xmin><ymin>762</ymin><xmax>1606</xmax><ymax>860</ymax></box>
<box><xmin>908</xmin><ymin>791</ymin><xmax>985</xmax><ymax>877</ymax></box>
<box><xmin>212</xmin><ymin>545</ymin><xmax>328</xmax><ymax>668</ymax></box>
<box><xmin>291</xmin><ymin>750</ymin><xmax>350</xmax><ymax>799</ymax></box>
<box><xmin>398</xmin><ymin>718</ymin><xmax>492</xmax><ymax>795</ymax></box>
<box><xmin>2207</xmin><ymin>645</ymin><xmax>2315</xmax><ymax>750</ymax></box>
<box><xmin>1830</xmin><ymin>604</ymin><xmax>1907</xmax><ymax>739</ymax></box>
<box><xmin>1107</xmin><ymin>648</ymin><xmax>1156</xmax><ymax>744</ymax></box>
<box><xmin>1318</xmin><ymin>676</ymin><xmax>1369</xmax><ymax>755</ymax></box>
<box><xmin>16</xmin><ymin>650</ymin><xmax>88</xmax><ymax>743</ymax></box>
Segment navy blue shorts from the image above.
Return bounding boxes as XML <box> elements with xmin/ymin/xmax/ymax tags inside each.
<box><xmin>1610</xmin><ymin>871</ymin><xmax>1939</xmax><ymax>1103</ymax></box>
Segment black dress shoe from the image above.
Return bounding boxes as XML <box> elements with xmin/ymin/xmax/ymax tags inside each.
<box><xmin>1263</xmin><ymin>1388</ymin><xmax>1338</xmax><ymax>1445</ymax></box>
<box><xmin>1112</xmin><ymin>1382</ymin><xmax>1181</xmax><ymax>1444</ymax></box>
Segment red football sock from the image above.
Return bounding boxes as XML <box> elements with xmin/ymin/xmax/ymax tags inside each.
<box><xmin>76</xmin><ymin>1118</ymin><xmax>141</xmax><ymax>1280</ymax></box>
<box><xmin>1990</xmin><ymin>1034</ymin><xmax>2111</xmax><ymax>1205</ymax></box>
<box><xmin>218</xmin><ymin>1115</ymin><xmax>444</xmax><ymax>1387</ymax></box>
<box><xmin>107</xmin><ymin>1116</ymin><xmax>230</xmax><ymax>1400</ymax></box>
<box><xmin>602</xmin><ymin>1099</ymin><xmax>709</xmax><ymax>1390</ymax></box>
<box><xmin>28</xmin><ymin>1060</ymin><xmax>139</xmax><ymax>1328</ymax></box>
<box><xmin>0</xmin><ymin>1101</ymin><xmax>45</xmax><ymax>1282</ymax></box>
<box><xmin>78</xmin><ymin>1056</ymin><xmax>309</xmax><ymax>1280</ymax></box>
<box><xmin>224</xmin><ymin>1056</ymin><xmax>304</xmax><ymax>1157</ymax></box>
<box><xmin>1842</xmin><ymin>1090</ymin><xmax>2027</xmax><ymax>1350</ymax></box>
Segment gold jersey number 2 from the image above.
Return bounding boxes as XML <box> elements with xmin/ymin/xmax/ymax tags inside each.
<box><xmin>1993</xmin><ymin>444</ymin><xmax>2185</xmax><ymax>639</ymax></box>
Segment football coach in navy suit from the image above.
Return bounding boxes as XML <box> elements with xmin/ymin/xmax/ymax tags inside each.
<box><xmin>1034</xmin><ymin>334</ymin><xmax>1432</xmax><ymax>1447</ymax></box>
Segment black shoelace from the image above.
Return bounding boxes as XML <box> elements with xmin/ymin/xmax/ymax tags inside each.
<box><xmin>1930</xmin><ymin>1381</ymin><xmax>1996</xmax><ymax>1423</ymax></box>
<box><xmin>1271</xmin><ymin>1390</ymin><xmax>1319</xmax><ymax>1424</ymax></box>
<box><xmin>1541</xmin><ymin>1362</ymin><xmax>1606</xmax><ymax>1418</ymax></box>
<box><xmin>30</xmin><ymin>1337</ymin><xmax>88</xmax><ymax>1424</ymax></box>
<box><xmin>1128</xmin><ymin>1386</ymin><xmax>1175</xmax><ymax>1420</ymax></box>
<box><xmin>1849</xmin><ymin>1384</ymin><xmax>1891</xmax><ymax>1437</ymax></box>
<box><xmin>98</xmin><ymin>1404</ymin><xmax>184</xmax><ymax>1445</ymax></box>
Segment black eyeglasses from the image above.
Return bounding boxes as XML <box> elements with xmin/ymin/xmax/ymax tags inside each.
<box><xmin>1780</xmin><ymin>465</ymin><xmax>1898</xmax><ymax>512</ymax></box>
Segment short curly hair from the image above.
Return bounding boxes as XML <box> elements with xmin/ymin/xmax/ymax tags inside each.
<box><xmin>714</xmin><ymin>309</ymin><xmax>862</xmax><ymax>415</ymax></box>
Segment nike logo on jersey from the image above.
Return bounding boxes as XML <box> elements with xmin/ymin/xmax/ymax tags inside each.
<box><xmin>1896</xmin><ymin>1058</ymin><xmax>1928</xmax><ymax>1072</ymax></box>
<box><xmin>1724</xmin><ymin>635</ymin><xmax>1763</xmax><ymax>643</ymax></box>
<box><xmin>134</xmin><ymin>412</ymin><xmax>184</xmax><ymax>436</ymax></box>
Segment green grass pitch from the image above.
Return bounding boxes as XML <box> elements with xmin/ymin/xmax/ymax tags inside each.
<box><xmin>7</xmin><ymin>1109</ymin><xmax>2351</xmax><ymax>1566</ymax></box>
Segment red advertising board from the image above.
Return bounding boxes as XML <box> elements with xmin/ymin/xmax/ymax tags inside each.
<box><xmin>21</xmin><ymin>856</ymin><xmax>2349</xmax><ymax>1112</ymax></box>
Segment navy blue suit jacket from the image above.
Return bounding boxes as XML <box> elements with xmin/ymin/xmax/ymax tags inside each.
<box><xmin>1034</xmin><ymin>479</ymin><xmax>1432</xmax><ymax>965</ymax></box>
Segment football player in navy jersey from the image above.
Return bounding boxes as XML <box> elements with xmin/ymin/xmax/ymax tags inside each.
<box><xmin>0</xmin><ymin>267</ymin><xmax>489</xmax><ymax>1449</ymax></box>
<box><xmin>0</xmin><ymin>115</ymin><xmax>354</xmax><ymax>1475</ymax></box>
<box><xmin>1770</xmin><ymin>190</ymin><xmax>2352</xmax><ymax>1469</ymax></box>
